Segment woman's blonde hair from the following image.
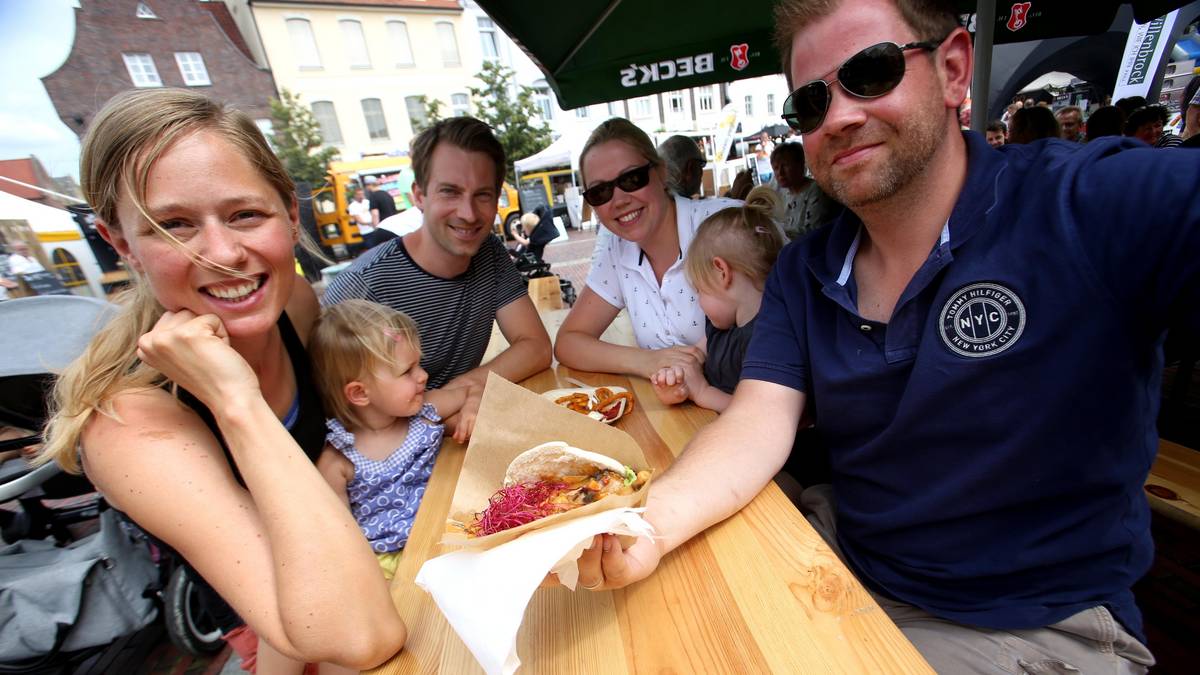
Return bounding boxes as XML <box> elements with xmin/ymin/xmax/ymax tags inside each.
<box><xmin>309</xmin><ymin>300</ymin><xmax>421</xmax><ymax>431</ymax></box>
<box><xmin>685</xmin><ymin>186</ymin><xmax>786</xmax><ymax>293</ymax></box>
<box><xmin>578</xmin><ymin>117</ymin><xmax>661</xmax><ymax>187</ymax></box>
<box><xmin>38</xmin><ymin>88</ymin><xmax>308</xmax><ymax>473</ymax></box>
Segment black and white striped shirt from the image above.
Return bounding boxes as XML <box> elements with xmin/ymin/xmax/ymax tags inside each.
<box><xmin>321</xmin><ymin>235</ymin><xmax>526</xmax><ymax>389</ymax></box>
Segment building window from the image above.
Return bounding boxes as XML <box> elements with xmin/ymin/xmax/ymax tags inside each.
<box><xmin>698</xmin><ymin>86</ymin><xmax>714</xmax><ymax>112</ymax></box>
<box><xmin>339</xmin><ymin>19</ymin><xmax>371</xmax><ymax>68</ymax></box>
<box><xmin>766</xmin><ymin>93</ymin><xmax>776</xmax><ymax>115</ymax></box>
<box><xmin>477</xmin><ymin>16</ymin><xmax>499</xmax><ymax>60</ymax></box>
<box><xmin>122</xmin><ymin>53</ymin><xmax>161</xmax><ymax>87</ymax></box>
<box><xmin>451</xmin><ymin>93</ymin><xmax>470</xmax><ymax>117</ymax></box>
<box><xmin>286</xmin><ymin>18</ymin><xmax>322</xmax><ymax>69</ymax></box>
<box><xmin>51</xmin><ymin>249</ymin><xmax>87</xmax><ymax>287</ymax></box>
<box><xmin>361</xmin><ymin>99</ymin><xmax>389</xmax><ymax>140</ymax></box>
<box><xmin>632</xmin><ymin>97</ymin><xmax>652</xmax><ymax>118</ymax></box>
<box><xmin>668</xmin><ymin>92</ymin><xmax>684</xmax><ymax>114</ymax></box>
<box><xmin>436</xmin><ymin>22</ymin><xmax>461</xmax><ymax>67</ymax></box>
<box><xmin>174</xmin><ymin>52</ymin><xmax>211</xmax><ymax>86</ymax></box>
<box><xmin>386</xmin><ymin>21</ymin><xmax>414</xmax><ymax>67</ymax></box>
<box><xmin>575</xmin><ymin>106</ymin><xmax>589</xmax><ymax>118</ymax></box>
<box><xmin>534</xmin><ymin>85</ymin><xmax>553</xmax><ymax>120</ymax></box>
<box><xmin>311</xmin><ymin>101</ymin><xmax>342</xmax><ymax>144</ymax></box>
<box><xmin>744</xmin><ymin>95</ymin><xmax>754</xmax><ymax>117</ymax></box>
<box><xmin>405</xmin><ymin>96</ymin><xmax>427</xmax><ymax>131</ymax></box>
<box><xmin>608</xmin><ymin>101</ymin><xmax>622</xmax><ymax>116</ymax></box>
<box><xmin>135</xmin><ymin>2</ymin><xmax>157</xmax><ymax>19</ymax></box>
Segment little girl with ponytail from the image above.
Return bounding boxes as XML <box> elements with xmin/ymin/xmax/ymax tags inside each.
<box><xmin>650</xmin><ymin>186</ymin><xmax>785</xmax><ymax>411</ymax></box>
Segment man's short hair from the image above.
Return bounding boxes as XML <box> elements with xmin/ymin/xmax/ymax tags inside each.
<box><xmin>1085</xmin><ymin>106</ymin><xmax>1125</xmax><ymax>142</ymax></box>
<box><xmin>1054</xmin><ymin>105</ymin><xmax>1082</xmax><ymax>120</ymax></box>
<box><xmin>772</xmin><ymin>0</ymin><xmax>961</xmax><ymax>86</ymax></box>
<box><xmin>985</xmin><ymin>120</ymin><xmax>1007</xmax><ymax>134</ymax></box>
<box><xmin>771</xmin><ymin>141</ymin><xmax>806</xmax><ymax>171</ymax></box>
<box><xmin>1008</xmin><ymin>106</ymin><xmax>1059</xmax><ymax>144</ymax></box>
<box><xmin>657</xmin><ymin>135</ymin><xmax>704</xmax><ymax>196</ymax></box>
<box><xmin>364</xmin><ymin>175</ymin><xmax>378</xmax><ymax>185</ymax></box>
<box><xmin>410</xmin><ymin>116</ymin><xmax>505</xmax><ymax>192</ymax></box>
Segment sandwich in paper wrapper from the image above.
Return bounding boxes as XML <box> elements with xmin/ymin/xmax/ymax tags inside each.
<box><xmin>415</xmin><ymin>374</ymin><xmax>657</xmax><ymax>674</ymax></box>
<box><xmin>442</xmin><ymin>373</ymin><xmax>653</xmax><ymax>549</ymax></box>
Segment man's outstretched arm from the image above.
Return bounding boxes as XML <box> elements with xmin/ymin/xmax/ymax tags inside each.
<box><xmin>576</xmin><ymin>378</ymin><xmax>805</xmax><ymax>589</ymax></box>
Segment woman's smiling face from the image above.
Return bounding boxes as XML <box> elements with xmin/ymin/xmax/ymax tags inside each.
<box><xmin>104</xmin><ymin>130</ymin><xmax>299</xmax><ymax>339</ymax></box>
<box><xmin>583</xmin><ymin>140</ymin><xmax>671</xmax><ymax>245</ymax></box>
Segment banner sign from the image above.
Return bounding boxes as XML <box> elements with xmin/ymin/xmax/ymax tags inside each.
<box><xmin>1112</xmin><ymin>11</ymin><xmax>1180</xmax><ymax>102</ymax></box>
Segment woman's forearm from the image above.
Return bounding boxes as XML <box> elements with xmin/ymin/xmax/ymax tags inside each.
<box><xmin>214</xmin><ymin>395</ymin><xmax>405</xmax><ymax>664</ymax></box>
<box><xmin>555</xmin><ymin>329</ymin><xmax>651</xmax><ymax>377</ymax></box>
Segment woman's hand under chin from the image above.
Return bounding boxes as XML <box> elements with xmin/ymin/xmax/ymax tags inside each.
<box><xmin>137</xmin><ymin>310</ymin><xmax>261</xmax><ymax>407</ymax></box>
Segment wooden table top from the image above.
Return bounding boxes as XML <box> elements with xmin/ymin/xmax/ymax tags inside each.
<box><xmin>1147</xmin><ymin>439</ymin><xmax>1200</xmax><ymax>529</ymax></box>
<box><xmin>367</xmin><ymin>367</ymin><xmax>932</xmax><ymax>674</ymax></box>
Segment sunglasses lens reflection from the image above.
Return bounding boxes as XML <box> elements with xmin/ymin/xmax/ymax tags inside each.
<box><xmin>583</xmin><ymin>164</ymin><xmax>652</xmax><ymax>207</ymax></box>
<box><xmin>780</xmin><ymin>42</ymin><xmax>908</xmax><ymax>134</ymax></box>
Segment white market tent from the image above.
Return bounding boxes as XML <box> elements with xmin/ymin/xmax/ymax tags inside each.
<box><xmin>0</xmin><ymin>190</ymin><xmax>104</xmax><ymax>298</ymax></box>
<box><xmin>513</xmin><ymin>129</ymin><xmax>590</xmax><ymax>173</ymax></box>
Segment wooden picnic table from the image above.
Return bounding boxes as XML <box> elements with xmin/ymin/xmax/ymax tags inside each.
<box><xmin>367</xmin><ymin>365</ymin><xmax>932</xmax><ymax>674</ymax></box>
<box><xmin>1146</xmin><ymin>439</ymin><xmax>1200</xmax><ymax>530</ymax></box>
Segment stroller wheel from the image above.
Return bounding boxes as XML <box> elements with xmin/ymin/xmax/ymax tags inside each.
<box><xmin>164</xmin><ymin>566</ymin><xmax>224</xmax><ymax>656</ymax></box>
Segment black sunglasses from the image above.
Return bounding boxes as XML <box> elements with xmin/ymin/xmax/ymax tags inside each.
<box><xmin>781</xmin><ymin>39</ymin><xmax>943</xmax><ymax>134</ymax></box>
<box><xmin>582</xmin><ymin>163</ymin><xmax>654</xmax><ymax>206</ymax></box>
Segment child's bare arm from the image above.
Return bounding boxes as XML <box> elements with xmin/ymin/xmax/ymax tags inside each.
<box><xmin>316</xmin><ymin>446</ymin><xmax>353</xmax><ymax>510</ymax></box>
<box><xmin>425</xmin><ymin>384</ymin><xmax>470</xmax><ymax>421</ymax></box>
<box><xmin>680</xmin><ymin>360</ymin><xmax>733</xmax><ymax>413</ymax></box>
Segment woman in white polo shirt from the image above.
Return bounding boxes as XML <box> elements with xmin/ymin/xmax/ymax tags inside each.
<box><xmin>555</xmin><ymin>118</ymin><xmax>740</xmax><ymax>378</ymax></box>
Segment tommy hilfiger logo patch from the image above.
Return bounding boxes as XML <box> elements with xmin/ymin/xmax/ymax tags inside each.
<box><xmin>938</xmin><ymin>282</ymin><xmax>1026</xmax><ymax>358</ymax></box>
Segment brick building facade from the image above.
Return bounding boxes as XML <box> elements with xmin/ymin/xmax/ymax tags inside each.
<box><xmin>42</xmin><ymin>0</ymin><xmax>277</xmax><ymax>138</ymax></box>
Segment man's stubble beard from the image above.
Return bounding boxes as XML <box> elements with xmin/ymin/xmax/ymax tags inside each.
<box><xmin>815</xmin><ymin>105</ymin><xmax>945</xmax><ymax>208</ymax></box>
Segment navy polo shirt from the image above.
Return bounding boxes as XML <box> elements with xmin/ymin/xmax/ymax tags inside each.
<box><xmin>742</xmin><ymin>131</ymin><xmax>1200</xmax><ymax>639</ymax></box>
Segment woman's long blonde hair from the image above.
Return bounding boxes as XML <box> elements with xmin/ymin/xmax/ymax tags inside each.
<box><xmin>37</xmin><ymin>88</ymin><xmax>304</xmax><ymax>473</ymax></box>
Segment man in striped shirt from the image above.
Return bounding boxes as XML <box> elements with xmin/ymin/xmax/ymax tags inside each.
<box><xmin>322</xmin><ymin>117</ymin><xmax>552</xmax><ymax>440</ymax></box>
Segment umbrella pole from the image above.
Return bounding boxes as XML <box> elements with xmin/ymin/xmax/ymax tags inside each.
<box><xmin>970</xmin><ymin>0</ymin><xmax>996</xmax><ymax>131</ymax></box>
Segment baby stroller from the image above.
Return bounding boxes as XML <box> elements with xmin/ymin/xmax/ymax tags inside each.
<box><xmin>508</xmin><ymin>207</ymin><xmax>577</xmax><ymax>307</ymax></box>
<box><xmin>0</xmin><ymin>296</ymin><xmax>222</xmax><ymax>673</ymax></box>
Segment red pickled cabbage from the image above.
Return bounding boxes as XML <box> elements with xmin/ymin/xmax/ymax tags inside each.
<box><xmin>466</xmin><ymin>481</ymin><xmax>569</xmax><ymax>536</ymax></box>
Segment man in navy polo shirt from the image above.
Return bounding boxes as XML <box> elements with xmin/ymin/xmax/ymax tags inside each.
<box><xmin>573</xmin><ymin>0</ymin><xmax>1200</xmax><ymax>671</ymax></box>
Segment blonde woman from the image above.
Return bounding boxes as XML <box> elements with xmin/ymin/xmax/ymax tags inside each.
<box><xmin>37</xmin><ymin>89</ymin><xmax>405</xmax><ymax>673</ymax></box>
<box><xmin>554</xmin><ymin>118</ymin><xmax>741</xmax><ymax>377</ymax></box>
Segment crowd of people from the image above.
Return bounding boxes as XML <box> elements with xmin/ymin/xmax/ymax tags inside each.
<box><xmin>984</xmin><ymin>76</ymin><xmax>1200</xmax><ymax>150</ymax></box>
<box><xmin>26</xmin><ymin>0</ymin><xmax>1200</xmax><ymax>672</ymax></box>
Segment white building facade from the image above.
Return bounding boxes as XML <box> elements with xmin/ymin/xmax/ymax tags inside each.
<box><xmin>225</xmin><ymin>0</ymin><xmax>481</xmax><ymax>160</ymax></box>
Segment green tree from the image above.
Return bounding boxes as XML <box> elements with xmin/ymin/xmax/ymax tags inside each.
<box><xmin>468</xmin><ymin>61</ymin><xmax>552</xmax><ymax>182</ymax></box>
<box><xmin>268</xmin><ymin>88</ymin><xmax>339</xmax><ymax>185</ymax></box>
<box><xmin>412</xmin><ymin>95</ymin><xmax>444</xmax><ymax>133</ymax></box>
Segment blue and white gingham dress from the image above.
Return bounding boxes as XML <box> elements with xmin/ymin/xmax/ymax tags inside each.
<box><xmin>325</xmin><ymin>404</ymin><xmax>443</xmax><ymax>553</ymax></box>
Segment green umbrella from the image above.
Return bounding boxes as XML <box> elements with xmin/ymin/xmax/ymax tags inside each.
<box><xmin>477</xmin><ymin>0</ymin><xmax>780</xmax><ymax>110</ymax></box>
<box><xmin>477</xmin><ymin>0</ymin><xmax>1194</xmax><ymax>126</ymax></box>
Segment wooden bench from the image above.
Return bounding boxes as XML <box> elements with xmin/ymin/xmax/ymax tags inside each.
<box><xmin>1146</xmin><ymin>439</ymin><xmax>1200</xmax><ymax>529</ymax></box>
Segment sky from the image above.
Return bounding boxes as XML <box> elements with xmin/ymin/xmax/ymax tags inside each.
<box><xmin>0</xmin><ymin>0</ymin><xmax>81</xmax><ymax>180</ymax></box>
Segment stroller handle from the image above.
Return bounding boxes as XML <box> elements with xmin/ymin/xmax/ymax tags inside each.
<box><xmin>0</xmin><ymin>461</ymin><xmax>61</xmax><ymax>503</ymax></box>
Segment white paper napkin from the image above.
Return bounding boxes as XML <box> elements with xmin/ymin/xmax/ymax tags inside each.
<box><xmin>415</xmin><ymin>508</ymin><xmax>656</xmax><ymax>675</ymax></box>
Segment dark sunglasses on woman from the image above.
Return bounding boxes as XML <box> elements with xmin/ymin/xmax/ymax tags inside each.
<box><xmin>780</xmin><ymin>38</ymin><xmax>945</xmax><ymax>134</ymax></box>
<box><xmin>582</xmin><ymin>162</ymin><xmax>654</xmax><ymax>206</ymax></box>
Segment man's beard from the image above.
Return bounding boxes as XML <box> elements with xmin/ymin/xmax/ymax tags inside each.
<box><xmin>815</xmin><ymin>113</ymin><xmax>944</xmax><ymax>208</ymax></box>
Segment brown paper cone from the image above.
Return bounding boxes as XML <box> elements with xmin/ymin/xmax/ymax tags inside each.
<box><xmin>442</xmin><ymin>372</ymin><xmax>651</xmax><ymax>550</ymax></box>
